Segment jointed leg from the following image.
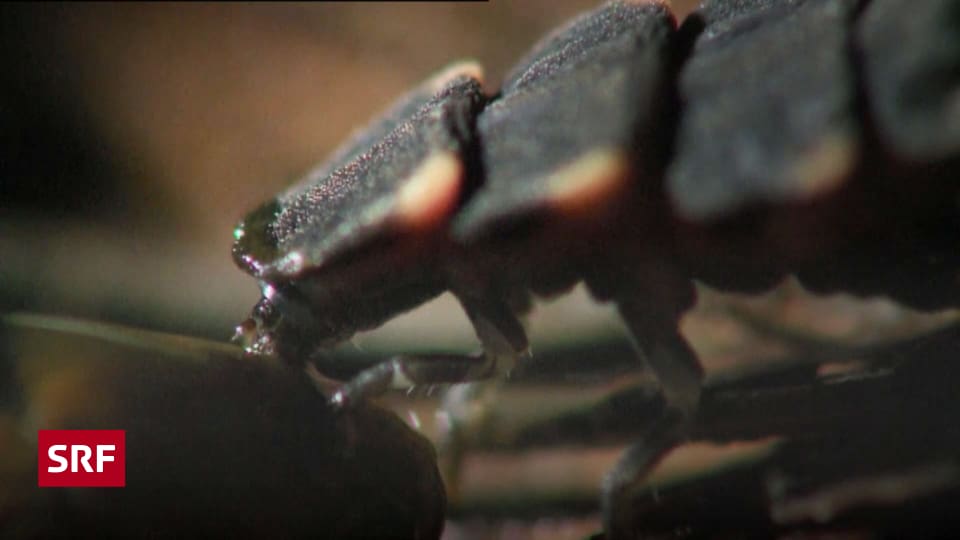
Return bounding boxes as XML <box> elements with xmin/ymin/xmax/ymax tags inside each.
<box><xmin>440</xmin><ymin>292</ymin><xmax>531</xmax><ymax>500</ymax></box>
<box><xmin>617</xmin><ymin>297</ymin><xmax>704</xmax><ymax>419</ymax></box>
<box><xmin>329</xmin><ymin>352</ymin><xmax>494</xmax><ymax>408</ymax></box>
<box><xmin>602</xmin><ymin>276</ymin><xmax>704</xmax><ymax>539</ymax></box>
<box><xmin>457</xmin><ymin>292</ymin><xmax>531</xmax><ymax>373</ymax></box>
<box><xmin>328</xmin><ymin>293</ymin><xmax>529</xmax><ymax>408</ymax></box>
<box><xmin>602</xmin><ymin>408</ymin><xmax>688</xmax><ymax>538</ymax></box>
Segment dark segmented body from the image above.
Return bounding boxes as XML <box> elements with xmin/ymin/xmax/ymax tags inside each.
<box><xmin>791</xmin><ymin>0</ymin><xmax>960</xmax><ymax>309</ymax></box>
<box><xmin>231</xmin><ymin>0</ymin><xmax>959</xmax><ymax>537</ymax></box>
<box><xmin>668</xmin><ymin>0</ymin><xmax>869</xmax><ymax>293</ymax></box>
<box><xmin>669</xmin><ymin>0</ymin><xmax>960</xmax><ymax>309</ymax></box>
<box><xmin>233</xmin><ymin>0</ymin><xmax>958</xmax><ymax>367</ymax></box>
<box><xmin>669</xmin><ymin>0</ymin><xmax>861</xmax><ymax>221</ymax></box>
<box><xmin>233</xmin><ymin>65</ymin><xmax>485</xmax><ymax>360</ymax></box>
<box><xmin>859</xmin><ymin>0</ymin><xmax>960</xmax><ymax>162</ymax></box>
<box><xmin>235</xmin><ymin>68</ymin><xmax>484</xmax><ymax>277</ymax></box>
<box><xmin>453</xmin><ymin>0</ymin><xmax>673</xmax><ymax>239</ymax></box>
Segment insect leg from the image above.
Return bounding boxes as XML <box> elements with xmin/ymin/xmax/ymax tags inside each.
<box><xmin>438</xmin><ymin>293</ymin><xmax>531</xmax><ymax>500</ymax></box>
<box><xmin>600</xmin><ymin>275</ymin><xmax>704</xmax><ymax>539</ymax></box>
<box><xmin>602</xmin><ymin>407</ymin><xmax>688</xmax><ymax>538</ymax></box>
<box><xmin>329</xmin><ymin>296</ymin><xmax>529</xmax><ymax>410</ymax></box>
<box><xmin>456</xmin><ymin>293</ymin><xmax>530</xmax><ymax>374</ymax></box>
<box><xmin>616</xmin><ymin>296</ymin><xmax>703</xmax><ymax>419</ymax></box>
<box><xmin>329</xmin><ymin>352</ymin><xmax>491</xmax><ymax>409</ymax></box>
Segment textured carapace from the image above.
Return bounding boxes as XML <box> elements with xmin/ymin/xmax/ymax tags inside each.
<box><xmin>233</xmin><ymin>0</ymin><xmax>958</xmax><ymax>371</ymax></box>
<box><xmin>231</xmin><ymin>1</ymin><xmax>958</xmax><ymax>538</ymax></box>
<box><xmin>228</xmin><ymin>0</ymin><xmax>960</xmax><ymax>448</ymax></box>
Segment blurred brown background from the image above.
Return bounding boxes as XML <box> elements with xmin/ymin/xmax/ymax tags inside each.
<box><xmin>0</xmin><ymin>1</ymin><xmax>698</xmax><ymax>342</ymax></box>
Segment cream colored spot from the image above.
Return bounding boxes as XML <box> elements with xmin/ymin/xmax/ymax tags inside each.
<box><xmin>547</xmin><ymin>148</ymin><xmax>632</xmax><ymax>216</ymax></box>
<box><xmin>790</xmin><ymin>132</ymin><xmax>857</xmax><ymax>198</ymax></box>
<box><xmin>427</xmin><ymin>60</ymin><xmax>486</xmax><ymax>94</ymax></box>
<box><xmin>394</xmin><ymin>151</ymin><xmax>463</xmax><ymax>231</ymax></box>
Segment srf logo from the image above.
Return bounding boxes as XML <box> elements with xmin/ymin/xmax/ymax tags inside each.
<box><xmin>38</xmin><ymin>430</ymin><xmax>126</xmax><ymax>487</ymax></box>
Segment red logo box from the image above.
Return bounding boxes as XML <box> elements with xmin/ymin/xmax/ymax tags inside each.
<box><xmin>38</xmin><ymin>430</ymin><xmax>126</xmax><ymax>487</ymax></box>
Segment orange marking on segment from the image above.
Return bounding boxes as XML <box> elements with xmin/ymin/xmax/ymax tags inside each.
<box><xmin>428</xmin><ymin>60</ymin><xmax>486</xmax><ymax>94</ymax></box>
<box><xmin>394</xmin><ymin>151</ymin><xmax>463</xmax><ymax>231</ymax></box>
<box><xmin>547</xmin><ymin>148</ymin><xmax>632</xmax><ymax>217</ymax></box>
<box><xmin>791</xmin><ymin>131</ymin><xmax>857</xmax><ymax>198</ymax></box>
